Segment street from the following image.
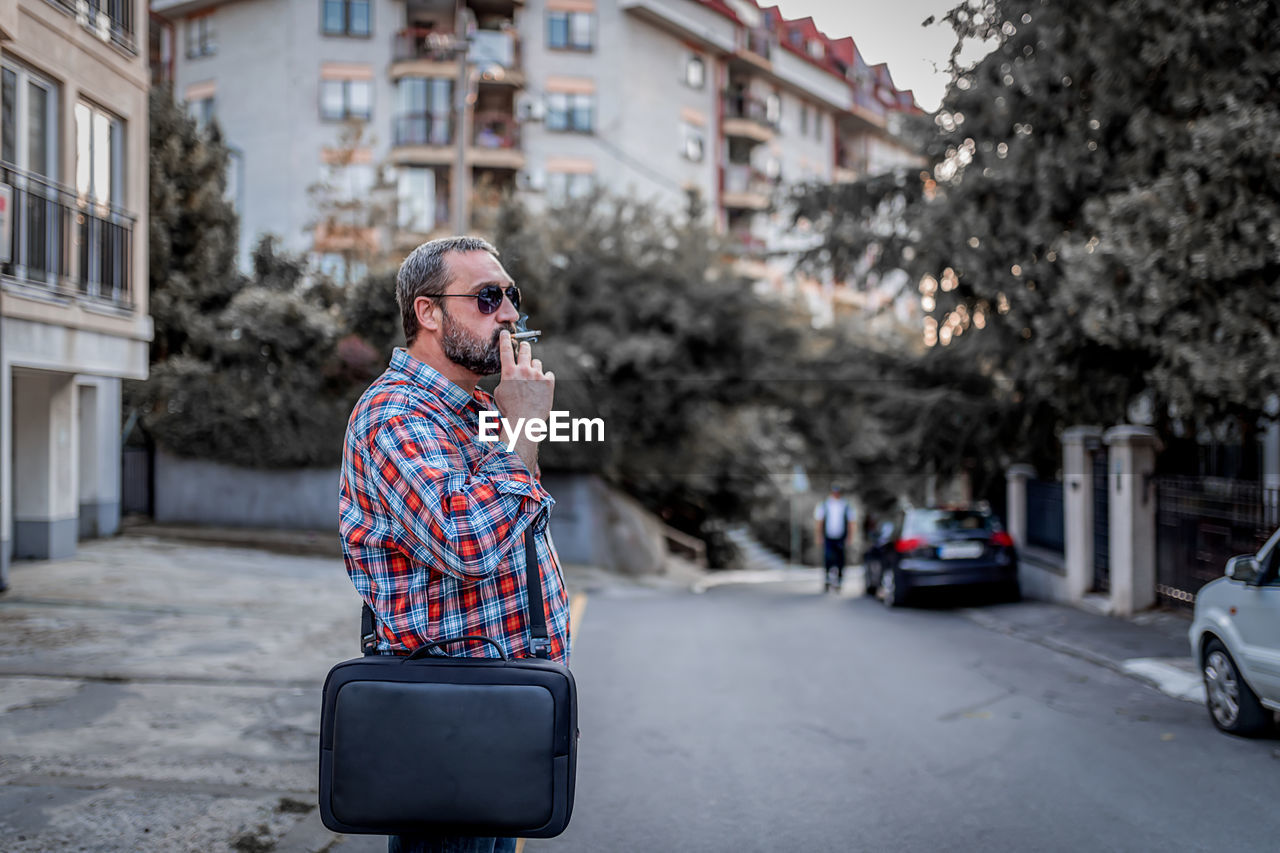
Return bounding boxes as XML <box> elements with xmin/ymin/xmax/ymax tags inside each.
<box><xmin>0</xmin><ymin>536</ymin><xmax>1275</xmax><ymax>852</ymax></box>
<box><xmin>533</xmin><ymin>580</ymin><xmax>1276</xmax><ymax>853</ymax></box>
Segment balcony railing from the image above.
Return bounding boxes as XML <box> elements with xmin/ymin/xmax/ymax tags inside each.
<box><xmin>470</xmin><ymin>29</ymin><xmax>520</xmax><ymax>71</ymax></box>
<box><xmin>393</xmin><ymin>27</ymin><xmax>459</xmax><ymax>62</ymax></box>
<box><xmin>723</xmin><ymin>164</ymin><xmax>775</xmax><ymax>196</ymax></box>
<box><xmin>1</xmin><ymin>163</ymin><xmax>134</xmax><ymax>308</ymax></box>
<box><xmin>722</xmin><ymin>92</ymin><xmax>776</xmax><ymax>127</ymax></box>
<box><xmin>472</xmin><ymin>111</ymin><xmax>520</xmax><ymax>149</ymax></box>
<box><xmin>47</xmin><ymin>0</ymin><xmax>137</xmax><ymax>54</ymax></box>
<box><xmin>393</xmin><ymin>113</ymin><xmax>455</xmax><ymax>147</ymax></box>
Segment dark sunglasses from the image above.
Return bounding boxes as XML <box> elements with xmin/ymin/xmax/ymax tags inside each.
<box><xmin>429</xmin><ymin>284</ymin><xmax>521</xmax><ymax>315</ymax></box>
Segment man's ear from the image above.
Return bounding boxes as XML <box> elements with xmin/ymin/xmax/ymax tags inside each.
<box><xmin>416</xmin><ymin>296</ymin><xmax>442</xmax><ymax>332</ymax></box>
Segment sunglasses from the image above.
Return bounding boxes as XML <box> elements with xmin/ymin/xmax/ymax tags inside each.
<box><xmin>429</xmin><ymin>284</ymin><xmax>521</xmax><ymax>315</ymax></box>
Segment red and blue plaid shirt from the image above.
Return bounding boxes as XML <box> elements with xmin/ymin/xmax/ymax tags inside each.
<box><xmin>339</xmin><ymin>348</ymin><xmax>570</xmax><ymax>663</ymax></box>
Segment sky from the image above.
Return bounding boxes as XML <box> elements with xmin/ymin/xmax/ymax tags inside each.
<box><xmin>771</xmin><ymin>0</ymin><xmax>960</xmax><ymax>111</ymax></box>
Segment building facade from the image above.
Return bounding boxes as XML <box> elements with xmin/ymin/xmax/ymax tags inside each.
<box><xmin>150</xmin><ymin>0</ymin><xmax>921</xmax><ymax>282</ymax></box>
<box><xmin>0</xmin><ymin>0</ymin><xmax>152</xmax><ymax>584</ymax></box>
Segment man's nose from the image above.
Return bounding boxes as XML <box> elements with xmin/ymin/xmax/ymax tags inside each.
<box><xmin>494</xmin><ymin>293</ymin><xmax>520</xmax><ymax>323</ymax></box>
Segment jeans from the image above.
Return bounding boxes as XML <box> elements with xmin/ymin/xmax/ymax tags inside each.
<box><xmin>824</xmin><ymin>537</ymin><xmax>846</xmax><ymax>587</ymax></box>
<box><xmin>388</xmin><ymin>836</ymin><xmax>517</xmax><ymax>853</ymax></box>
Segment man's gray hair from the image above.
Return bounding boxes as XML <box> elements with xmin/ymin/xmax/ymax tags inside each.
<box><xmin>396</xmin><ymin>236</ymin><xmax>499</xmax><ymax>344</ymax></box>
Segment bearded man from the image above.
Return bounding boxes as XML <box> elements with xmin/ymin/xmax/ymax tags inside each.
<box><xmin>338</xmin><ymin>236</ymin><xmax>570</xmax><ymax>853</ymax></box>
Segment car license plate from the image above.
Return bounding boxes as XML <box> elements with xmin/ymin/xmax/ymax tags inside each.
<box><xmin>938</xmin><ymin>542</ymin><xmax>984</xmax><ymax>560</ymax></box>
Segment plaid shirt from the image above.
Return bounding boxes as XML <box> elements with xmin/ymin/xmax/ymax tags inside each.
<box><xmin>339</xmin><ymin>348</ymin><xmax>570</xmax><ymax>663</ymax></box>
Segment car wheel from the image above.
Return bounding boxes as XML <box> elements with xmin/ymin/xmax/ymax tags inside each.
<box><xmin>864</xmin><ymin>559</ymin><xmax>879</xmax><ymax>595</ymax></box>
<box><xmin>1004</xmin><ymin>581</ymin><xmax>1022</xmax><ymax>603</ymax></box>
<box><xmin>1202</xmin><ymin>638</ymin><xmax>1271</xmax><ymax>736</ymax></box>
<box><xmin>881</xmin><ymin>567</ymin><xmax>907</xmax><ymax>608</ymax></box>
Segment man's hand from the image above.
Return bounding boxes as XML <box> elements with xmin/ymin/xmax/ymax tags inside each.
<box><xmin>494</xmin><ymin>330</ymin><xmax>555</xmax><ymax>473</ymax></box>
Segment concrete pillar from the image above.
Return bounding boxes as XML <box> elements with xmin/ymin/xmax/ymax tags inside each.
<box><xmin>0</xmin><ymin>360</ymin><xmax>10</xmax><ymax>588</ymax></box>
<box><xmin>1005</xmin><ymin>464</ymin><xmax>1036</xmax><ymax>550</ymax></box>
<box><xmin>1103</xmin><ymin>425</ymin><xmax>1162</xmax><ymax>617</ymax></box>
<box><xmin>12</xmin><ymin>370</ymin><xmax>78</xmax><ymax>561</ymax></box>
<box><xmin>1062</xmin><ymin>426</ymin><xmax>1103</xmax><ymax>602</ymax></box>
<box><xmin>76</xmin><ymin>378</ymin><xmax>122</xmax><ymax>539</ymax></box>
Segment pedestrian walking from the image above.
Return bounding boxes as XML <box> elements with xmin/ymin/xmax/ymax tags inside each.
<box><xmin>338</xmin><ymin>236</ymin><xmax>571</xmax><ymax>853</ymax></box>
<box><xmin>814</xmin><ymin>485</ymin><xmax>856</xmax><ymax>593</ymax></box>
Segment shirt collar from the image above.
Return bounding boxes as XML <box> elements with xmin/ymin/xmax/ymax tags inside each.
<box><xmin>390</xmin><ymin>348</ymin><xmax>492</xmax><ymax>415</ymax></box>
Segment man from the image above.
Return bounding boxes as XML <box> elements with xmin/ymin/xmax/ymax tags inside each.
<box><xmin>814</xmin><ymin>485</ymin><xmax>855</xmax><ymax>594</ymax></box>
<box><xmin>338</xmin><ymin>236</ymin><xmax>570</xmax><ymax>853</ymax></box>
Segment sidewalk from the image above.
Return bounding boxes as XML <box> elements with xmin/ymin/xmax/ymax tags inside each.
<box><xmin>959</xmin><ymin>599</ymin><xmax>1202</xmax><ymax>704</ymax></box>
<box><xmin>0</xmin><ymin>530</ymin><xmax>612</xmax><ymax>853</ymax></box>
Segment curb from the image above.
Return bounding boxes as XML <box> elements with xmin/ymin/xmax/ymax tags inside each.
<box><xmin>961</xmin><ymin>608</ymin><xmax>1203</xmax><ymax>705</ymax></box>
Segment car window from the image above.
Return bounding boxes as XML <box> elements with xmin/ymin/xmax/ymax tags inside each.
<box><xmin>903</xmin><ymin>510</ymin><xmax>997</xmax><ymax>537</ymax></box>
<box><xmin>1258</xmin><ymin>526</ymin><xmax>1280</xmax><ymax>583</ymax></box>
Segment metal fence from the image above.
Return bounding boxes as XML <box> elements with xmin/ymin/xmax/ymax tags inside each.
<box><xmin>1027</xmin><ymin>479</ymin><xmax>1065</xmax><ymax>553</ymax></box>
<box><xmin>1155</xmin><ymin>476</ymin><xmax>1280</xmax><ymax>607</ymax></box>
<box><xmin>1092</xmin><ymin>450</ymin><xmax>1110</xmax><ymax>591</ymax></box>
<box><xmin>121</xmin><ymin>445</ymin><xmax>153</xmax><ymax>517</ymax></box>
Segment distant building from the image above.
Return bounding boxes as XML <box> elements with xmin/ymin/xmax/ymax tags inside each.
<box><xmin>0</xmin><ymin>0</ymin><xmax>152</xmax><ymax>582</ymax></box>
<box><xmin>148</xmin><ymin>0</ymin><xmax>922</xmax><ymax>284</ymax></box>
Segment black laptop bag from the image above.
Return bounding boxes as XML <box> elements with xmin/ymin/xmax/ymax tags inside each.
<box><xmin>318</xmin><ymin>528</ymin><xmax>577</xmax><ymax>838</ymax></box>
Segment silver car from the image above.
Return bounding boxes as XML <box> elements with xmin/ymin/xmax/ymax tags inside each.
<box><xmin>1189</xmin><ymin>525</ymin><xmax>1280</xmax><ymax>736</ymax></box>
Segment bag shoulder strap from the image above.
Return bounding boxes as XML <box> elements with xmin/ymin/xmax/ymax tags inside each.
<box><xmin>359</xmin><ymin>525</ymin><xmax>550</xmax><ymax>659</ymax></box>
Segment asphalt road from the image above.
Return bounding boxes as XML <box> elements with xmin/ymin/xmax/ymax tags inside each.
<box><xmin>528</xmin><ymin>580</ymin><xmax>1278</xmax><ymax>853</ymax></box>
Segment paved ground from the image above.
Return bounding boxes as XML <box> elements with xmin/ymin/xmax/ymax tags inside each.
<box><xmin>0</xmin><ymin>531</ymin><xmax>1231</xmax><ymax>852</ymax></box>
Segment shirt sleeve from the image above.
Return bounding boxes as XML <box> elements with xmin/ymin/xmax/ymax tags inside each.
<box><xmin>370</xmin><ymin>412</ymin><xmax>553</xmax><ymax>581</ymax></box>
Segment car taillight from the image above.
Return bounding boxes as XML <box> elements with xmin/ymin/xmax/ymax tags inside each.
<box><xmin>895</xmin><ymin>537</ymin><xmax>925</xmax><ymax>553</ymax></box>
<box><xmin>991</xmin><ymin>531</ymin><xmax>1014</xmax><ymax>548</ymax></box>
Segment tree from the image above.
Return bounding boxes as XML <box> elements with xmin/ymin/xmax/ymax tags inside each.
<box><xmin>794</xmin><ymin>0</ymin><xmax>1280</xmax><ymax>469</ymax></box>
<box><xmin>145</xmin><ymin>86</ymin><xmax>246</xmax><ymax>361</ymax></box>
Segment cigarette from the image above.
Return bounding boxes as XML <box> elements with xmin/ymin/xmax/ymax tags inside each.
<box><xmin>510</xmin><ymin>331</ymin><xmax>541</xmax><ymax>342</ymax></box>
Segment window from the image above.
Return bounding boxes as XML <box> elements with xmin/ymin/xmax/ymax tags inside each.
<box><xmin>681</xmin><ymin>124</ymin><xmax>704</xmax><ymax>162</ymax></box>
<box><xmin>807</xmin><ymin>39</ymin><xmax>824</xmax><ymax>60</ymax></box>
<box><xmin>397</xmin><ymin>166</ymin><xmax>437</xmax><ymax>231</ymax></box>
<box><xmin>548</xmin><ymin>11</ymin><xmax>593</xmax><ymax>50</ymax></box>
<box><xmin>815</xmin><ymin>112</ymin><xmax>823</xmax><ymax>141</ymax></box>
<box><xmin>185</xmin><ymin>15</ymin><xmax>216</xmax><ymax>58</ymax></box>
<box><xmin>320</xmin><ymin>79</ymin><xmax>373</xmax><ymax>121</ymax></box>
<box><xmin>395</xmin><ymin>77</ymin><xmax>453</xmax><ymax>145</ymax></box>
<box><xmin>765</xmin><ymin>92</ymin><xmax>780</xmax><ymax>125</ymax></box>
<box><xmin>547</xmin><ymin>171</ymin><xmax>593</xmax><ymax>205</ymax></box>
<box><xmin>192</xmin><ymin>97</ymin><xmax>216</xmax><ymax>129</ymax></box>
<box><xmin>76</xmin><ymin>102</ymin><xmax>124</xmax><ymax>208</ymax></box>
<box><xmin>546</xmin><ymin>92</ymin><xmax>594</xmax><ymax>133</ymax></box>
<box><xmin>322</xmin><ymin>0</ymin><xmax>371</xmax><ymax>37</ymax></box>
<box><xmin>685</xmin><ymin>55</ymin><xmax>705</xmax><ymax>89</ymax></box>
<box><xmin>1</xmin><ymin>62</ymin><xmax>64</xmax><ymax>284</ymax></box>
<box><xmin>321</xmin><ymin>162</ymin><xmax>375</xmax><ymax>202</ymax></box>
<box><xmin>800</xmin><ymin>103</ymin><xmax>809</xmax><ymax>135</ymax></box>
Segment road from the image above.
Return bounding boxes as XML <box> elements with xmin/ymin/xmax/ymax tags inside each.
<box><xmin>528</xmin><ymin>579</ymin><xmax>1276</xmax><ymax>853</ymax></box>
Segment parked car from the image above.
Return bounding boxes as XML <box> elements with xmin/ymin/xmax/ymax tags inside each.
<box><xmin>863</xmin><ymin>507</ymin><xmax>1019</xmax><ymax>607</ymax></box>
<box><xmin>1189</xmin><ymin>525</ymin><xmax>1280</xmax><ymax>736</ymax></box>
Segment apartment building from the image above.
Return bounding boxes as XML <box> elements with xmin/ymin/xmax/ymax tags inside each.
<box><xmin>150</xmin><ymin>0</ymin><xmax>920</xmax><ymax>282</ymax></box>
<box><xmin>0</xmin><ymin>0</ymin><xmax>151</xmax><ymax>583</ymax></box>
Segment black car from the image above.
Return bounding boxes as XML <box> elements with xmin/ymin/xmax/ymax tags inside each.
<box><xmin>863</xmin><ymin>507</ymin><xmax>1019</xmax><ymax>607</ymax></box>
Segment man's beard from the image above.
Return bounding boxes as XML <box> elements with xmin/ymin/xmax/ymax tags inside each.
<box><xmin>440</xmin><ymin>307</ymin><xmax>513</xmax><ymax>376</ymax></box>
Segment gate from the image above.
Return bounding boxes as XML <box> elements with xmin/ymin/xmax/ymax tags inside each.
<box><xmin>1092</xmin><ymin>449</ymin><xmax>1110</xmax><ymax>591</ymax></box>
<box><xmin>1026</xmin><ymin>479</ymin><xmax>1065</xmax><ymax>553</ymax></box>
<box><xmin>1155</xmin><ymin>476</ymin><xmax>1278</xmax><ymax>607</ymax></box>
<box><xmin>121</xmin><ymin>444</ymin><xmax>153</xmax><ymax>516</ymax></box>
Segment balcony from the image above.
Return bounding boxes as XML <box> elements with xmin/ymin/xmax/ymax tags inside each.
<box><xmin>391</xmin><ymin>114</ymin><xmax>455</xmax><ymax>164</ymax></box>
<box><xmin>1</xmin><ymin>164</ymin><xmax>134</xmax><ymax>309</ymax></box>
<box><xmin>470</xmin><ymin>112</ymin><xmax>523</xmax><ymax>169</ymax></box>
<box><xmin>47</xmin><ymin>0</ymin><xmax>137</xmax><ymax>54</ymax></box>
<box><xmin>721</xmin><ymin>164</ymin><xmax>773</xmax><ymax>211</ymax></box>
<box><xmin>732</xmin><ymin>27</ymin><xmax>772</xmax><ymax>70</ymax></box>
<box><xmin>390</xmin><ymin>28</ymin><xmax>523</xmax><ymax>86</ymax></box>
<box><xmin>722</xmin><ymin>93</ymin><xmax>775</xmax><ymax>144</ymax></box>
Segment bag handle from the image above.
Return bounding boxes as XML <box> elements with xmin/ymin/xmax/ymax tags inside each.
<box><xmin>360</xmin><ymin>524</ymin><xmax>551</xmax><ymax>660</ymax></box>
<box><xmin>406</xmin><ymin>636</ymin><xmax>509</xmax><ymax>661</ymax></box>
